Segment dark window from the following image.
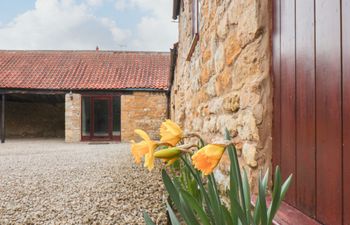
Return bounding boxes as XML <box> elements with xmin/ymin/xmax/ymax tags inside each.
<box><xmin>93</xmin><ymin>99</ymin><xmax>109</xmax><ymax>137</ymax></box>
<box><xmin>112</xmin><ymin>96</ymin><xmax>121</xmax><ymax>136</ymax></box>
<box><xmin>172</xmin><ymin>0</ymin><xmax>181</xmax><ymax>20</ymax></box>
<box><xmin>82</xmin><ymin>97</ymin><xmax>91</xmax><ymax>136</ymax></box>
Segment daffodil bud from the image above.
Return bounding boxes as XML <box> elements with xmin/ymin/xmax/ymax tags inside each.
<box><xmin>154</xmin><ymin>147</ymin><xmax>181</xmax><ymax>159</ymax></box>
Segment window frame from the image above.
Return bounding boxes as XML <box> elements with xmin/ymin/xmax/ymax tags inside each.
<box><xmin>187</xmin><ymin>0</ymin><xmax>200</xmax><ymax>61</ymax></box>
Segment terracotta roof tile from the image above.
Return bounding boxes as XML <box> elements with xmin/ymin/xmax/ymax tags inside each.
<box><xmin>0</xmin><ymin>51</ymin><xmax>170</xmax><ymax>91</ymax></box>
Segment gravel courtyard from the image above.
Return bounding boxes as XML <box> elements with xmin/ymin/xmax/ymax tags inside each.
<box><xmin>0</xmin><ymin>139</ymin><xmax>166</xmax><ymax>225</ymax></box>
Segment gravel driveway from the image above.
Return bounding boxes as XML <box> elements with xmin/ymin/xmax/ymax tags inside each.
<box><xmin>0</xmin><ymin>139</ymin><xmax>166</xmax><ymax>225</ymax></box>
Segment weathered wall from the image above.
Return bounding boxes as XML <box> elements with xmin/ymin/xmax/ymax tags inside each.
<box><xmin>172</xmin><ymin>0</ymin><xmax>272</xmax><ymax>190</ymax></box>
<box><xmin>121</xmin><ymin>92</ymin><xmax>168</xmax><ymax>142</ymax></box>
<box><xmin>6</xmin><ymin>101</ymin><xmax>65</xmax><ymax>138</ymax></box>
<box><xmin>65</xmin><ymin>93</ymin><xmax>81</xmax><ymax>143</ymax></box>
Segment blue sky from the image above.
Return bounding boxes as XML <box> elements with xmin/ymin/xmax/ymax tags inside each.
<box><xmin>0</xmin><ymin>0</ymin><xmax>177</xmax><ymax>51</ymax></box>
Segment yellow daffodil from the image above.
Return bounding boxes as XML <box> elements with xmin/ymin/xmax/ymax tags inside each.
<box><xmin>160</xmin><ymin>120</ymin><xmax>183</xmax><ymax>146</ymax></box>
<box><xmin>191</xmin><ymin>144</ymin><xmax>226</xmax><ymax>175</ymax></box>
<box><xmin>130</xmin><ymin>140</ymin><xmax>149</xmax><ymax>164</ymax></box>
<box><xmin>134</xmin><ymin>129</ymin><xmax>158</xmax><ymax>171</ymax></box>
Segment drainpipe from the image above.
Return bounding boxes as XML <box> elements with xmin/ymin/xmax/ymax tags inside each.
<box><xmin>167</xmin><ymin>43</ymin><xmax>179</xmax><ymax>119</ymax></box>
<box><xmin>166</xmin><ymin>90</ymin><xmax>171</xmax><ymax>119</ymax></box>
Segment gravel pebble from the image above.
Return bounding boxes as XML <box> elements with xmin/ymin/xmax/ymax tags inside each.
<box><xmin>0</xmin><ymin>139</ymin><xmax>167</xmax><ymax>225</ymax></box>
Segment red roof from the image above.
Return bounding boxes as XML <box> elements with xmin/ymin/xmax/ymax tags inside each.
<box><xmin>0</xmin><ymin>51</ymin><xmax>170</xmax><ymax>91</ymax></box>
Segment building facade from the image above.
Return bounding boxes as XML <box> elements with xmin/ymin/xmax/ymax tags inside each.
<box><xmin>171</xmin><ymin>0</ymin><xmax>272</xmax><ymax>192</ymax></box>
<box><xmin>0</xmin><ymin>51</ymin><xmax>170</xmax><ymax>143</ymax></box>
<box><xmin>171</xmin><ymin>0</ymin><xmax>350</xmax><ymax>224</ymax></box>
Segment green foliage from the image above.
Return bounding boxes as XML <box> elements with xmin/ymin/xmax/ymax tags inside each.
<box><xmin>143</xmin><ymin>212</ymin><xmax>156</xmax><ymax>225</ymax></box>
<box><xmin>145</xmin><ymin>129</ymin><xmax>292</xmax><ymax>225</ymax></box>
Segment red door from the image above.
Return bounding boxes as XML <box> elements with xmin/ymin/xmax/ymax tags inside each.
<box><xmin>273</xmin><ymin>0</ymin><xmax>349</xmax><ymax>224</ymax></box>
<box><xmin>81</xmin><ymin>95</ymin><xmax>121</xmax><ymax>141</ymax></box>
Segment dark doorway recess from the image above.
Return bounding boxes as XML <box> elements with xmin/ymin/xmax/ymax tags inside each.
<box><xmin>5</xmin><ymin>93</ymin><xmax>65</xmax><ymax>139</ymax></box>
<box><xmin>81</xmin><ymin>95</ymin><xmax>121</xmax><ymax>141</ymax></box>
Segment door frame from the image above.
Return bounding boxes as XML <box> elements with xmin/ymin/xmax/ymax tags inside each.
<box><xmin>81</xmin><ymin>94</ymin><xmax>121</xmax><ymax>142</ymax></box>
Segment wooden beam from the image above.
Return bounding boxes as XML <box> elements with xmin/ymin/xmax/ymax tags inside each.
<box><xmin>1</xmin><ymin>94</ymin><xmax>5</xmax><ymax>143</ymax></box>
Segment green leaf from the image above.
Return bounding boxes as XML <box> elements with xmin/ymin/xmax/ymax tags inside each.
<box><xmin>162</xmin><ymin>169</ymin><xmax>180</xmax><ymax>207</ymax></box>
<box><xmin>225</xmin><ymin>131</ymin><xmax>240</xmax><ymax>224</ymax></box>
<box><xmin>253</xmin><ymin>193</ymin><xmax>261</xmax><ymax>225</ymax></box>
<box><xmin>224</xmin><ymin>128</ymin><xmax>231</xmax><ymax>140</ymax></box>
<box><xmin>280</xmin><ymin>174</ymin><xmax>293</xmax><ymax>205</ymax></box>
<box><xmin>180</xmin><ymin>156</ymin><xmax>214</xmax><ymax>221</ymax></box>
<box><xmin>267</xmin><ymin>166</ymin><xmax>281</xmax><ymax>224</ymax></box>
<box><xmin>258</xmin><ymin>171</ymin><xmax>268</xmax><ymax>225</ymax></box>
<box><xmin>222</xmin><ymin>206</ymin><xmax>234</xmax><ymax>225</ymax></box>
<box><xmin>242</xmin><ymin>169</ymin><xmax>252</xmax><ymax>225</ymax></box>
<box><xmin>166</xmin><ymin>201</ymin><xmax>181</xmax><ymax>225</ymax></box>
<box><xmin>143</xmin><ymin>212</ymin><xmax>156</xmax><ymax>225</ymax></box>
<box><xmin>208</xmin><ymin>175</ymin><xmax>224</xmax><ymax>225</ymax></box>
<box><xmin>230</xmin><ymin>195</ymin><xmax>248</xmax><ymax>225</ymax></box>
<box><xmin>227</xmin><ymin>142</ymin><xmax>246</xmax><ymax>223</ymax></box>
<box><xmin>162</xmin><ymin>169</ymin><xmax>200</xmax><ymax>225</ymax></box>
<box><xmin>179</xmin><ymin>194</ymin><xmax>201</xmax><ymax>225</ymax></box>
<box><xmin>227</xmin><ymin>144</ymin><xmax>239</xmax><ymax>223</ymax></box>
<box><xmin>198</xmin><ymin>138</ymin><xmax>206</xmax><ymax>149</ymax></box>
<box><xmin>180</xmin><ymin>190</ymin><xmax>211</xmax><ymax>225</ymax></box>
<box><xmin>254</xmin><ymin>170</ymin><xmax>269</xmax><ymax>224</ymax></box>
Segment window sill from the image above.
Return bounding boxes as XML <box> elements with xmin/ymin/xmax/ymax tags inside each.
<box><xmin>251</xmin><ymin>196</ymin><xmax>321</xmax><ymax>225</ymax></box>
<box><xmin>186</xmin><ymin>33</ymin><xmax>199</xmax><ymax>61</ymax></box>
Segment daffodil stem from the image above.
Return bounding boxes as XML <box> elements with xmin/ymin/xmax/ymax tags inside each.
<box><xmin>182</xmin><ymin>133</ymin><xmax>202</xmax><ymax>139</ymax></box>
<box><xmin>177</xmin><ymin>143</ymin><xmax>198</xmax><ymax>153</ymax></box>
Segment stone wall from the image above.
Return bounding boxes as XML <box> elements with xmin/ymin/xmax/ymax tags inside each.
<box><xmin>172</xmin><ymin>0</ymin><xmax>272</xmax><ymax>191</ymax></box>
<box><xmin>5</xmin><ymin>101</ymin><xmax>65</xmax><ymax>138</ymax></box>
<box><xmin>121</xmin><ymin>92</ymin><xmax>168</xmax><ymax>142</ymax></box>
<box><xmin>65</xmin><ymin>93</ymin><xmax>81</xmax><ymax>143</ymax></box>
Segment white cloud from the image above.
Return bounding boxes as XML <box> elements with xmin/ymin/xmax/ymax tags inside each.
<box><xmin>86</xmin><ymin>0</ymin><xmax>104</xmax><ymax>6</ymax></box>
<box><xmin>114</xmin><ymin>0</ymin><xmax>127</xmax><ymax>10</ymax></box>
<box><xmin>115</xmin><ymin>0</ymin><xmax>178</xmax><ymax>51</ymax></box>
<box><xmin>0</xmin><ymin>0</ymin><xmax>130</xmax><ymax>50</ymax></box>
<box><xmin>0</xmin><ymin>0</ymin><xmax>177</xmax><ymax>51</ymax></box>
<box><xmin>132</xmin><ymin>16</ymin><xmax>177</xmax><ymax>51</ymax></box>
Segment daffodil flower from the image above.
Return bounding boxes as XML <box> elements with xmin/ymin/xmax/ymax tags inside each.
<box><xmin>191</xmin><ymin>144</ymin><xmax>226</xmax><ymax>175</ymax></box>
<box><xmin>160</xmin><ymin>120</ymin><xmax>183</xmax><ymax>146</ymax></box>
<box><xmin>130</xmin><ymin>140</ymin><xmax>149</xmax><ymax>164</ymax></box>
<box><xmin>134</xmin><ymin>129</ymin><xmax>158</xmax><ymax>171</ymax></box>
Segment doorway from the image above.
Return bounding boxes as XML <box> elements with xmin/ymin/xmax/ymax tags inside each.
<box><xmin>81</xmin><ymin>95</ymin><xmax>121</xmax><ymax>141</ymax></box>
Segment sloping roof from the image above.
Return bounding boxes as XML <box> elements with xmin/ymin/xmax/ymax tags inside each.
<box><xmin>0</xmin><ymin>51</ymin><xmax>170</xmax><ymax>91</ymax></box>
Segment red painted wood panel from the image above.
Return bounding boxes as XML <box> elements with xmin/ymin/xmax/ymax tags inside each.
<box><xmin>315</xmin><ymin>0</ymin><xmax>342</xmax><ymax>224</ymax></box>
<box><xmin>343</xmin><ymin>0</ymin><xmax>350</xmax><ymax>224</ymax></box>
<box><xmin>272</xmin><ymin>0</ymin><xmax>281</xmax><ymax>170</ymax></box>
<box><xmin>295</xmin><ymin>0</ymin><xmax>316</xmax><ymax>218</ymax></box>
<box><xmin>280</xmin><ymin>0</ymin><xmax>296</xmax><ymax>207</ymax></box>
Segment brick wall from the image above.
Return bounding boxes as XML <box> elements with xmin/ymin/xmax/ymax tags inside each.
<box><xmin>64</xmin><ymin>92</ymin><xmax>167</xmax><ymax>143</ymax></box>
<box><xmin>65</xmin><ymin>93</ymin><xmax>81</xmax><ymax>143</ymax></box>
<box><xmin>6</xmin><ymin>101</ymin><xmax>65</xmax><ymax>138</ymax></box>
<box><xmin>121</xmin><ymin>92</ymin><xmax>168</xmax><ymax>142</ymax></box>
